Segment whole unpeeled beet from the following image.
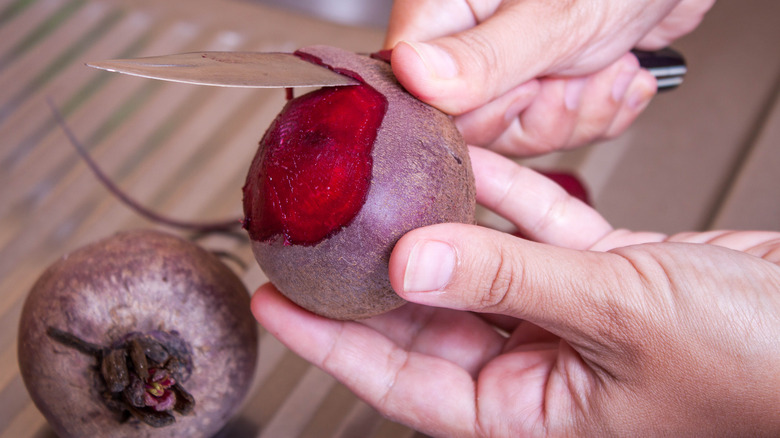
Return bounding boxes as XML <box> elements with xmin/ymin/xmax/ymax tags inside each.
<box><xmin>17</xmin><ymin>230</ymin><xmax>258</xmax><ymax>437</ymax></box>
<box><xmin>242</xmin><ymin>45</ymin><xmax>476</xmax><ymax>320</ymax></box>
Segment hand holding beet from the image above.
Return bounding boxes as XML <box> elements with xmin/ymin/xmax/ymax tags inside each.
<box><xmin>18</xmin><ymin>230</ymin><xmax>258</xmax><ymax>438</ymax></box>
<box><xmin>253</xmin><ymin>147</ymin><xmax>780</xmax><ymax>437</ymax></box>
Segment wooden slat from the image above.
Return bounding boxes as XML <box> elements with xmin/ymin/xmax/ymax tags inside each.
<box><xmin>711</xmin><ymin>87</ymin><xmax>780</xmax><ymax>230</ymax></box>
<box><xmin>0</xmin><ymin>9</ymin><xmax>152</xmax><ymax>172</ymax></box>
<box><xmin>298</xmin><ymin>384</ymin><xmax>367</xmax><ymax>438</ymax></box>
<box><xmin>256</xmin><ymin>368</ymin><xmax>338</xmax><ymax>438</ymax></box>
<box><xmin>0</xmin><ymin>375</ymin><xmax>31</xmax><ymax>436</ymax></box>
<box><xmin>0</xmin><ymin>0</ymin><xmax>67</xmax><ymax>64</ymax></box>
<box><xmin>0</xmin><ymin>0</ymin><xmax>110</xmax><ymax>103</ymax></box>
<box><xmin>1</xmin><ymin>399</ymin><xmax>46</xmax><ymax>438</ymax></box>
<box><xmin>330</xmin><ymin>400</ymin><xmax>386</xmax><ymax>437</ymax></box>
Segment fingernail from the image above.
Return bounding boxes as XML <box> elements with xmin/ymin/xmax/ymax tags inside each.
<box><xmin>404</xmin><ymin>41</ymin><xmax>458</xmax><ymax>79</ymax></box>
<box><xmin>627</xmin><ymin>75</ymin><xmax>656</xmax><ymax>110</ymax></box>
<box><xmin>504</xmin><ymin>80</ymin><xmax>540</xmax><ymax>122</ymax></box>
<box><xmin>403</xmin><ymin>240</ymin><xmax>456</xmax><ymax>293</ymax></box>
<box><xmin>564</xmin><ymin>78</ymin><xmax>588</xmax><ymax>111</ymax></box>
<box><xmin>627</xmin><ymin>89</ymin><xmax>650</xmax><ymax>111</ymax></box>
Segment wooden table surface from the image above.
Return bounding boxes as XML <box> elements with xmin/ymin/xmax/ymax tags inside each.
<box><xmin>1</xmin><ymin>0</ymin><xmax>778</xmax><ymax>436</ymax></box>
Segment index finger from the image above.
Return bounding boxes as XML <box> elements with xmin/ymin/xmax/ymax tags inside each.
<box><xmin>470</xmin><ymin>146</ymin><xmax>613</xmax><ymax>249</ymax></box>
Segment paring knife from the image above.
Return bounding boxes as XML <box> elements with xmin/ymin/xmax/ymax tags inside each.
<box><xmin>88</xmin><ymin>48</ymin><xmax>686</xmax><ymax>92</ymax></box>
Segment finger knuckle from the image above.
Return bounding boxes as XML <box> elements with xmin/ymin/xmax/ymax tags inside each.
<box><xmin>478</xmin><ymin>243</ymin><xmax>523</xmax><ymax>311</ymax></box>
<box><xmin>528</xmin><ymin>190</ymin><xmax>572</xmax><ymax>236</ymax></box>
<box><xmin>592</xmin><ymin>248</ymin><xmax>674</xmax><ymax>355</ymax></box>
<box><xmin>458</xmin><ymin>29</ymin><xmax>500</xmax><ymax>71</ymax></box>
<box><xmin>376</xmin><ymin>346</ymin><xmax>412</xmax><ymax>410</ymax></box>
<box><xmin>572</xmin><ymin>117</ymin><xmax>612</xmax><ymax>146</ymax></box>
<box><xmin>493</xmin><ymin>117</ymin><xmax>564</xmax><ymax>156</ymax></box>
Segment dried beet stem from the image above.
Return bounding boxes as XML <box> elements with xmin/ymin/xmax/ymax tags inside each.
<box><xmin>126</xmin><ymin>404</ymin><xmax>176</xmax><ymax>428</ymax></box>
<box><xmin>102</xmin><ymin>348</ymin><xmax>130</xmax><ymax>393</ymax></box>
<box><xmin>46</xmin><ymin>97</ymin><xmax>241</xmax><ymax>233</ymax></box>
<box><xmin>46</xmin><ymin>326</ymin><xmax>103</xmax><ymax>356</ymax></box>
<box><xmin>45</xmin><ymin>326</ymin><xmax>198</xmax><ymax>427</ymax></box>
<box><xmin>128</xmin><ymin>339</ymin><xmax>150</xmax><ymax>381</ymax></box>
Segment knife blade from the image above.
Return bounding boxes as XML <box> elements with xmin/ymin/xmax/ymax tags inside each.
<box><xmin>87</xmin><ymin>51</ymin><xmax>360</xmax><ymax>88</ymax></box>
<box><xmin>87</xmin><ymin>48</ymin><xmax>686</xmax><ymax>91</ymax></box>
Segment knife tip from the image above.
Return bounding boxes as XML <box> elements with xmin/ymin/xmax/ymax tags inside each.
<box><xmin>85</xmin><ymin>60</ymin><xmax>112</xmax><ymax>71</ymax></box>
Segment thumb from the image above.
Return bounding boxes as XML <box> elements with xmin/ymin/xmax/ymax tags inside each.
<box><xmin>389</xmin><ymin>3</ymin><xmax>588</xmax><ymax>115</ymax></box>
<box><xmin>389</xmin><ymin>223</ymin><xmax>639</xmax><ymax>344</ymax></box>
<box><xmin>390</xmin><ymin>41</ymin><xmax>540</xmax><ymax>116</ymax></box>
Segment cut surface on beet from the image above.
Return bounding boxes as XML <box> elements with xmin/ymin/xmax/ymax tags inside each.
<box><xmin>243</xmin><ymin>82</ymin><xmax>387</xmax><ymax>246</ymax></box>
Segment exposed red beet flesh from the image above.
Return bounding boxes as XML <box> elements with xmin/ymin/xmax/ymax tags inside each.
<box><xmin>243</xmin><ymin>82</ymin><xmax>387</xmax><ymax>246</ymax></box>
<box><xmin>538</xmin><ymin>171</ymin><xmax>590</xmax><ymax>205</ymax></box>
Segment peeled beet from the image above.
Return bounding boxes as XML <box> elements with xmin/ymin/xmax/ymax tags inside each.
<box><xmin>17</xmin><ymin>230</ymin><xmax>258</xmax><ymax>437</ymax></box>
<box><xmin>242</xmin><ymin>45</ymin><xmax>476</xmax><ymax>320</ymax></box>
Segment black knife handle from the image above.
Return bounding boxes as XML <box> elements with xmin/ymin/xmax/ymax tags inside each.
<box><xmin>631</xmin><ymin>47</ymin><xmax>687</xmax><ymax>92</ymax></box>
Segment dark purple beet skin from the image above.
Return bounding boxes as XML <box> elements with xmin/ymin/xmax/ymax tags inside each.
<box><xmin>242</xmin><ymin>45</ymin><xmax>476</xmax><ymax>320</ymax></box>
<box><xmin>17</xmin><ymin>230</ymin><xmax>258</xmax><ymax>438</ymax></box>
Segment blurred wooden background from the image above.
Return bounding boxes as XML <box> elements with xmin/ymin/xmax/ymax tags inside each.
<box><xmin>0</xmin><ymin>0</ymin><xmax>778</xmax><ymax>436</ymax></box>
